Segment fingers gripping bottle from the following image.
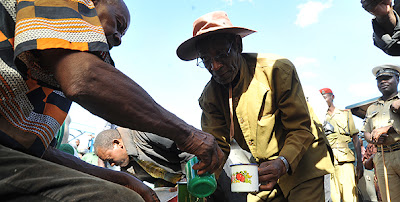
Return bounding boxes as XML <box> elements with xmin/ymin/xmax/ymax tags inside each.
<box><xmin>185</xmin><ymin>156</ymin><xmax>217</xmax><ymax>198</ymax></box>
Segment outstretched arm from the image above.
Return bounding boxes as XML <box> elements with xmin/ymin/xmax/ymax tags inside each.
<box><xmin>38</xmin><ymin>49</ymin><xmax>224</xmax><ymax>175</ymax></box>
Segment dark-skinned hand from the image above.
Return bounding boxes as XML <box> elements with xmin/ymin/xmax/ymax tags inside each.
<box><xmin>390</xmin><ymin>99</ymin><xmax>400</xmax><ymax>113</ymax></box>
<box><xmin>355</xmin><ymin>160</ymin><xmax>364</xmax><ymax>184</ymax></box>
<box><xmin>176</xmin><ymin>129</ymin><xmax>225</xmax><ymax>175</ymax></box>
<box><xmin>371</xmin><ymin>125</ymin><xmax>391</xmax><ymax>145</ymax></box>
<box><xmin>258</xmin><ymin>158</ymin><xmax>287</xmax><ymax>191</ymax></box>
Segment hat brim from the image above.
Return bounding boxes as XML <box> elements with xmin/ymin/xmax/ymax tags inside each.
<box><xmin>376</xmin><ymin>72</ymin><xmax>398</xmax><ymax>78</ymax></box>
<box><xmin>176</xmin><ymin>27</ymin><xmax>256</xmax><ymax>61</ymax></box>
<box><xmin>372</xmin><ymin>64</ymin><xmax>400</xmax><ymax>77</ymax></box>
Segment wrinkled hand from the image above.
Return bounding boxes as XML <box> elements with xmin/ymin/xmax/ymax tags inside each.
<box><xmin>176</xmin><ymin>129</ymin><xmax>224</xmax><ymax>175</ymax></box>
<box><xmin>355</xmin><ymin>161</ymin><xmax>364</xmax><ymax>183</ymax></box>
<box><xmin>371</xmin><ymin>126</ymin><xmax>391</xmax><ymax>145</ymax></box>
<box><xmin>390</xmin><ymin>100</ymin><xmax>400</xmax><ymax>113</ymax></box>
<box><xmin>258</xmin><ymin>159</ymin><xmax>287</xmax><ymax>191</ymax></box>
<box><xmin>125</xmin><ymin>175</ymin><xmax>160</xmax><ymax>202</ymax></box>
<box><xmin>362</xmin><ymin>0</ymin><xmax>392</xmax><ymax>16</ymax></box>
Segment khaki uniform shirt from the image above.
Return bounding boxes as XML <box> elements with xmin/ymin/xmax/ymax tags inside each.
<box><xmin>325</xmin><ymin>108</ymin><xmax>359</xmax><ymax>163</ymax></box>
<box><xmin>363</xmin><ymin>93</ymin><xmax>400</xmax><ymax>145</ymax></box>
<box><xmin>199</xmin><ymin>53</ymin><xmax>334</xmax><ymax>196</ymax></box>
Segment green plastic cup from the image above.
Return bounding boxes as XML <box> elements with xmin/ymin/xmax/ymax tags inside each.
<box><xmin>185</xmin><ymin>157</ymin><xmax>217</xmax><ymax>198</ymax></box>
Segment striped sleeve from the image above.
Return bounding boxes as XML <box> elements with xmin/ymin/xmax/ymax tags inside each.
<box><xmin>14</xmin><ymin>0</ymin><xmax>111</xmax><ymax>64</ymax></box>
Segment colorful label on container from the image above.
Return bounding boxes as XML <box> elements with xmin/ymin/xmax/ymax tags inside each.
<box><xmin>231</xmin><ymin>170</ymin><xmax>253</xmax><ymax>184</ymax></box>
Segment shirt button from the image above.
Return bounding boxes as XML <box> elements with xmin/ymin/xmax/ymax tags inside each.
<box><xmin>239</xmin><ymin>117</ymin><xmax>244</xmax><ymax>123</ymax></box>
<box><xmin>234</xmin><ymin>97</ymin><xmax>239</xmax><ymax>102</ymax></box>
<box><xmin>248</xmin><ymin>140</ymin><xmax>254</xmax><ymax>146</ymax></box>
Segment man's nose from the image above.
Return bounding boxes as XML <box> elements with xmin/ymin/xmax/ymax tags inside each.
<box><xmin>113</xmin><ymin>33</ymin><xmax>122</xmax><ymax>47</ymax></box>
<box><xmin>210</xmin><ymin>59</ymin><xmax>223</xmax><ymax>71</ymax></box>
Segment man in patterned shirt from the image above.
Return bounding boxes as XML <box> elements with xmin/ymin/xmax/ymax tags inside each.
<box><xmin>0</xmin><ymin>0</ymin><xmax>224</xmax><ymax>201</ymax></box>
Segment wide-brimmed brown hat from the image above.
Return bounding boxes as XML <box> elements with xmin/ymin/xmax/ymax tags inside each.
<box><xmin>176</xmin><ymin>11</ymin><xmax>256</xmax><ymax>61</ymax></box>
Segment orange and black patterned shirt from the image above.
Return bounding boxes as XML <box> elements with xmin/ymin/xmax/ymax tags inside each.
<box><xmin>0</xmin><ymin>0</ymin><xmax>112</xmax><ymax>157</ymax></box>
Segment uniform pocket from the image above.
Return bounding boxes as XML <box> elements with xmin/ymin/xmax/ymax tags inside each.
<box><xmin>334</xmin><ymin>147</ymin><xmax>355</xmax><ymax>163</ymax></box>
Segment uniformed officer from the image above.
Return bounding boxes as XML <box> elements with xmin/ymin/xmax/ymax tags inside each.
<box><xmin>320</xmin><ymin>88</ymin><xmax>363</xmax><ymax>202</ymax></box>
<box><xmin>362</xmin><ymin>64</ymin><xmax>400</xmax><ymax>202</ymax></box>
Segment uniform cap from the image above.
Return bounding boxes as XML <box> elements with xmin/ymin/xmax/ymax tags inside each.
<box><xmin>319</xmin><ymin>88</ymin><xmax>333</xmax><ymax>95</ymax></box>
<box><xmin>372</xmin><ymin>64</ymin><xmax>400</xmax><ymax>78</ymax></box>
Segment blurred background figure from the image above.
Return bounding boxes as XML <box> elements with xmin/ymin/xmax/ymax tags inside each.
<box><xmin>363</xmin><ymin>143</ymin><xmax>382</xmax><ymax>201</ymax></box>
<box><xmin>320</xmin><ymin>87</ymin><xmax>363</xmax><ymax>202</ymax></box>
<box><xmin>361</xmin><ymin>0</ymin><xmax>400</xmax><ymax>56</ymax></box>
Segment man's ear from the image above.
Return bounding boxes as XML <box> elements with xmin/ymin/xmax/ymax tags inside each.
<box><xmin>113</xmin><ymin>139</ymin><xmax>124</xmax><ymax>148</ymax></box>
<box><xmin>235</xmin><ymin>35</ymin><xmax>243</xmax><ymax>53</ymax></box>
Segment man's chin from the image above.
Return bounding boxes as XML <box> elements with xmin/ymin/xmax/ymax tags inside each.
<box><xmin>213</xmin><ymin>76</ymin><xmax>233</xmax><ymax>85</ymax></box>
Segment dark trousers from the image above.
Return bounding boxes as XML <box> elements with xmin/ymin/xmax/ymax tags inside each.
<box><xmin>0</xmin><ymin>144</ymin><xmax>144</xmax><ymax>202</ymax></box>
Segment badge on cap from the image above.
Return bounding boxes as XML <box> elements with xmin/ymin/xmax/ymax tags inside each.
<box><xmin>319</xmin><ymin>88</ymin><xmax>333</xmax><ymax>95</ymax></box>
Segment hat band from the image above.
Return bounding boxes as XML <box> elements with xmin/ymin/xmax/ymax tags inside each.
<box><xmin>376</xmin><ymin>68</ymin><xmax>400</xmax><ymax>77</ymax></box>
